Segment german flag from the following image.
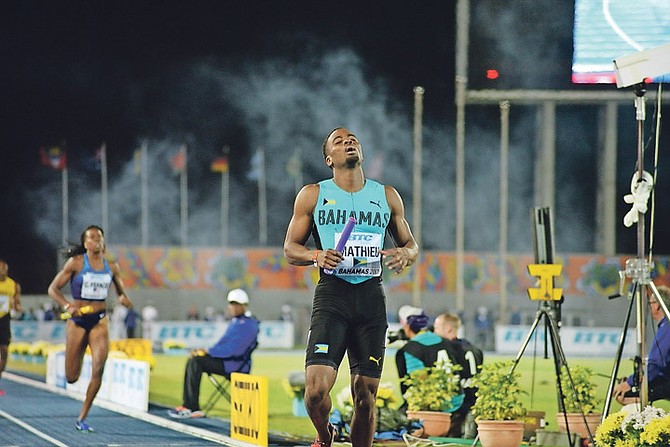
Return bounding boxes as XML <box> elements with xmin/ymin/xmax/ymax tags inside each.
<box><xmin>211</xmin><ymin>156</ymin><xmax>229</xmax><ymax>173</ymax></box>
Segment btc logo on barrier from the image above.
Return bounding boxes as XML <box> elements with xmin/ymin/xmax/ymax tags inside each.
<box><xmin>230</xmin><ymin>372</ymin><xmax>268</xmax><ymax>447</ymax></box>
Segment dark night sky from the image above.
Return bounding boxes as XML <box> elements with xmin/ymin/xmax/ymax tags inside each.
<box><xmin>1</xmin><ymin>1</ymin><xmax>668</xmax><ymax>293</ymax></box>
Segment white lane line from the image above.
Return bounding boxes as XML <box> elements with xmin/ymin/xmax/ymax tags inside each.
<box><xmin>5</xmin><ymin>372</ymin><xmax>255</xmax><ymax>447</ymax></box>
<box><xmin>0</xmin><ymin>408</ymin><xmax>71</xmax><ymax>447</ymax></box>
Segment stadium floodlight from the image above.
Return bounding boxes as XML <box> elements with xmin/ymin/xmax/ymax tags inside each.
<box><xmin>613</xmin><ymin>41</ymin><xmax>670</xmax><ymax>88</ymax></box>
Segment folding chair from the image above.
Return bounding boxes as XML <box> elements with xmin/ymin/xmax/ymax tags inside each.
<box><xmin>201</xmin><ymin>340</ymin><xmax>258</xmax><ymax>415</ymax></box>
<box><xmin>202</xmin><ymin>373</ymin><xmax>232</xmax><ymax>413</ymax></box>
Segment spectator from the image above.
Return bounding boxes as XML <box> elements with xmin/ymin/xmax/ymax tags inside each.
<box><xmin>141</xmin><ymin>304</ymin><xmax>158</xmax><ymax>340</ymax></box>
<box><xmin>280</xmin><ymin>304</ymin><xmax>293</xmax><ymax>321</ymax></box>
<box><xmin>203</xmin><ymin>306</ymin><xmax>217</xmax><ymax>322</ymax></box>
<box><xmin>509</xmin><ymin>307</ymin><xmax>522</xmax><ymax>325</ymax></box>
<box><xmin>43</xmin><ymin>303</ymin><xmax>57</xmax><ymax>321</ymax></box>
<box><xmin>473</xmin><ymin>306</ymin><xmax>493</xmax><ymax>351</ymax></box>
<box><xmin>125</xmin><ymin>308</ymin><xmax>140</xmax><ymax>338</ymax></box>
<box><xmin>613</xmin><ymin>285</ymin><xmax>670</xmax><ymax>404</ymax></box>
<box><xmin>186</xmin><ymin>305</ymin><xmax>200</xmax><ymax>320</ymax></box>
<box><xmin>168</xmin><ymin>289</ymin><xmax>259</xmax><ymax>419</ymax></box>
<box><xmin>20</xmin><ymin>307</ymin><xmax>37</xmax><ymax>321</ymax></box>
<box><xmin>35</xmin><ymin>304</ymin><xmax>46</xmax><ymax>321</ymax></box>
<box><xmin>111</xmin><ymin>303</ymin><xmax>128</xmax><ymax>340</ymax></box>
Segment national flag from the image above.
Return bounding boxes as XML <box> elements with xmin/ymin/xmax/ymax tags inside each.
<box><xmin>211</xmin><ymin>156</ymin><xmax>229</xmax><ymax>173</ymax></box>
<box><xmin>171</xmin><ymin>146</ymin><xmax>186</xmax><ymax>173</ymax></box>
<box><xmin>39</xmin><ymin>146</ymin><xmax>67</xmax><ymax>170</ymax></box>
<box><xmin>314</xmin><ymin>344</ymin><xmax>329</xmax><ymax>354</ymax></box>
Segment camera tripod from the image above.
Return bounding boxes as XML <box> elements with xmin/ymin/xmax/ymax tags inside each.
<box><xmin>602</xmin><ymin>259</ymin><xmax>670</xmax><ymax>416</ymax></box>
<box><xmin>498</xmin><ymin>207</ymin><xmax>590</xmax><ymax>446</ymax></box>
<box><xmin>508</xmin><ymin>299</ymin><xmax>591</xmax><ymax>447</ymax></box>
<box><xmin>602</xmin><ymin>81</ymin><xmax>670</xmax><ymax>414</ymax></box>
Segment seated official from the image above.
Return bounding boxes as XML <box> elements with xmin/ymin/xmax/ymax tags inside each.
<box><xmin>168</xmin><ymin>289</ymin><xmax>259</xmax><ymax>419</ymax></box>
<box><xmin>613</xmin><ymin>285</ymin><xmax>670</xmax><ymax>405</ymax></box>
<box><xmin>395</xmin><ymin>305</ymin><xmax>464</xmax><ymax>410</ymax></box>
<box><xmin>433</xmin><ymin>312</ymin><xmax>484</xmax><ymax>438</ymax></box>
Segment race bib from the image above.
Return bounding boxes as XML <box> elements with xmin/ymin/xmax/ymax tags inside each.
<box><xmin>0</xmin><ymin>295</ymin><xmax>9</xmax><ymax>313</ymax></box>
<box><xmin>333</xmin><ymin>231</ymin><xmax>382</xmax><ymax>277</ymax></box>
<box><xmin>81</xmin><ymin>272</ymin><xmax>112</xmax><ymax>300</ymax></box>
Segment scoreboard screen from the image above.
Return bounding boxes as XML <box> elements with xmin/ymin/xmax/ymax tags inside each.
<box><xmin>572</xmin><ymin>0</ymin><xmax>670</xmax><ymax>84</ymax></box>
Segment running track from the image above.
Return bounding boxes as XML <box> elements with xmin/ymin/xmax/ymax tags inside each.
<box><xmin>0</xmin><ymin>372</ymin><xmax>306</xmax><ymax>447</ymax></box>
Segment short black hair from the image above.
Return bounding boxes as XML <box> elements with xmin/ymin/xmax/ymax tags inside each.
<box><xmin>322</xmin><ymin>127</ymin><xmax>343</xmax><ymax>163</ymax></box>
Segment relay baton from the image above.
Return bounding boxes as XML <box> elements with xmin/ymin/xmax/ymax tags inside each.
<box><xmin>60</xmin><ymin>305</ymin><xmax>94</xmax><ymax>320</ymax></box>
<box><xmin>324</xmin><ymin>217</ymin><xmax>356</xmax><ymax>275</ymax></box>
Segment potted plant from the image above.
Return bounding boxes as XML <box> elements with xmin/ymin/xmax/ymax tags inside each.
<box><xmin>556</xmin><ymin>364</ymin><xmax>603</xmax><ymax>439</ymax></box>
<box><xmin>470</xmin><ymin>360</ymin><xmax>527</xmax><ymax>447</ymax></box>
<box><xmin>401</xmin><ymin>358</ymin><xmax>462</xmax><ymax>437</ymax></box>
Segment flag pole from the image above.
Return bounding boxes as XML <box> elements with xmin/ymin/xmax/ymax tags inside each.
<box><xmin>62</xmin><ymin>165</ymin><xmax>69</xmax><ymax>244</ymax></box>
<box><xmin>258</xmin><ymin>147</ymin><xmax>267</xmax><ymax>245</ymax></box>
<box><xmin>288</xmin><ymin>147</ymin><xmax>303</xmax><ymax>194</ymax></box>
<box><xmin>222</xmin><ymin>168</ymin><xmax>229</xmax><ymax>246</ymax></box>
<box><xmin>499</xmin><ymin>101</ymin><xmax>510</xmax><ymax>323</ymax></box>
<box><xmin>180</xmin><ymin>144</ymin><xmax>188</xmax><ymax>246</ymax></box>
<box><xmin>412</xmin><ymin>86</ymin><xmax>424</xmax><ymax>307</ymax></box>
<box><xmin>140</xmin><ymin>141</ymin><xmax>149</xmax><ymax>246</ymax></box>
<box><xmin>295</xmin><ymin>148</ymin><xmax>303</xmax><ymax>194</ymax></box>
<box><xmin>221</xmin><ymin>146</ymin><xmax>230</xmax><ymax>247</ymax></box>
<box><xmin>100</xmin><ymin>143</ymin><xmax>108</xmax><ymax>233</ymax></box>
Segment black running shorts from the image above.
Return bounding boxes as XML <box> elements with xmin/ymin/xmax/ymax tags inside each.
<box><xmin>305</xmin><ymin>275</ymin><xmax>388</xmax><ymax>378</ymax></box>
<box><xmin>0</xmin><ymin>314</ymin><xmax>11</xmax><ymax>345</ymax></box>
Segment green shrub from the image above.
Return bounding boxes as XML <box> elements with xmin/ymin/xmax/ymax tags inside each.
<box><xmin>560</xmin><ymin>364</ymin><xmax>602</xmax><ymax>414</ymax></box>
<box><xmin>471</xmin><ymin>360</ymin><xmax>527</xmax><ymax>421</ymax></box>
<box><xmin>401</xmin><ymin>358</ymin><xmax>462</xmax><ymax>412</ymax></box>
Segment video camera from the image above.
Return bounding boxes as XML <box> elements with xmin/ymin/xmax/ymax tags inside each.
<box><xmin>387</xmin><ymin>328</ymin><xmax>407</xmax><ymax>344</ymax></box>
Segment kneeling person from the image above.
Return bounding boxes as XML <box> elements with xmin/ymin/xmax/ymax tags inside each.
<box><xmin>395</xmin><ymin>306</ymin><xmax>463</xmax><ymax>403</ymax></box>
<box><xmin>434</xmin><ymin>312</ymin><xmax>484</xmax><ymax>438</ymax></box>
